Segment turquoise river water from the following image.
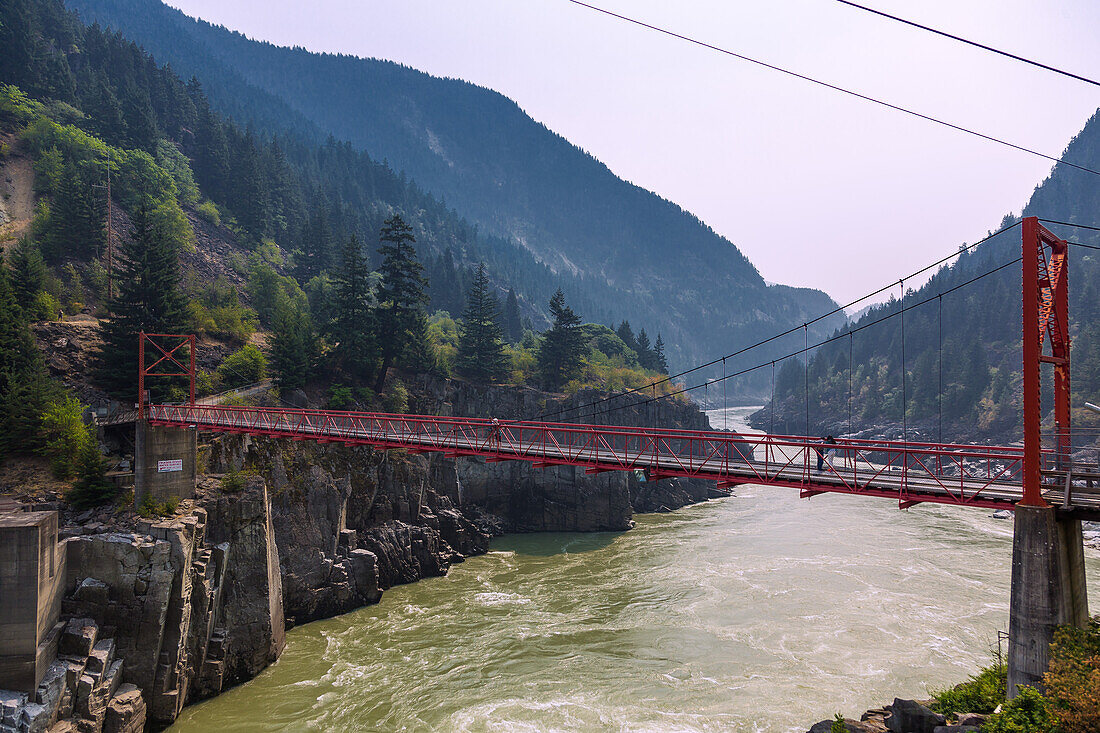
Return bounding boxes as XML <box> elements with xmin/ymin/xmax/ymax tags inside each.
<box><xmin>171</xmin><ymin>407</ymin><xmax>1100</xmax><ymax>732</ymax></box>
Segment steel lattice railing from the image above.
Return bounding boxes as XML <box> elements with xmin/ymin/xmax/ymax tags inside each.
<box><xmin>148</xmin><ymin>403</ymin><xmax>1044</xmax><ymax>511</ymax></box>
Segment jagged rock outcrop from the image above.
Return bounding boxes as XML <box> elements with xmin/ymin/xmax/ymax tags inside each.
<box><xmin>206</xmin><ymin>436</ymin><xmax>489</xmax><ymax>624</ymax></box>
<box><xmin>0</xmin><ymin>617</ymin><xmax>144</xmax><ymax>733</ymax></box>
<box><xmin>199</xmin><ymin>476</ymin><xmax>284</xmax><ymax>689</ymax></box>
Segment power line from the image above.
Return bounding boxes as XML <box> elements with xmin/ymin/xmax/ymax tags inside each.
<box><xmin>563</xmin><ymin>254</ymin><xmax>1024</xmax><ymax>423</ymax></box>
<box><xmin>563</xmin><ymin>0</ymin><xmax>1100</xmax><ymax>178</ymax></box>
<box><xmin>537</xmin><ymin>218</ymin><xmax>1023</xmax><ymax>420</ymax></box>
<box><xmin>832</xmin><ymin>0</ymin><xmax>1100</xmax><ymax>88</ymax></box>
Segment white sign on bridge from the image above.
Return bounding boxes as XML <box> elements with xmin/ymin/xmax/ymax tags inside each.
<box><xmin>158</xmin><ymin>459</ymin><xmax>183</xmax><ymax>473</ymax></box>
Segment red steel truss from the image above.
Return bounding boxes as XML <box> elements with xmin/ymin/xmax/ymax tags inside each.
<box><xmin>1022</xmin><ymin>217</ymin><xmax>1070</xmax><ymax>507</ymax></box>
<box><xmin>138</xmin><ymin>332</ymin><xmax>195</xmax><ymax>419</ymax></box>
<box><xmin>147</xmin><ymin>402</ymin><xmax>1033</xmax><ymax>511</ymax></box>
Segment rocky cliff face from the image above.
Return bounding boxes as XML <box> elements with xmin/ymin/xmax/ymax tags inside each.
<box><xmin>3</xmin><ymin>382</ymin><xmax>731</xmax><ymax>731</ymax></box>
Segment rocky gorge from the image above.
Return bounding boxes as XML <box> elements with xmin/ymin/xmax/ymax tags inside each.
<box><xmin>0</xmin><ymin>381</ymin><xmax>727</xmax><ymax>732</ymax></box>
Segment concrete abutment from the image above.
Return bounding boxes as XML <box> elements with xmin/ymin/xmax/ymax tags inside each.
<box><xmin>1007</xmin><ymin>505</ymin><xmax>1089</xmax><ymax>696</ymax></box>
<box><xmin>134</xmin><ymin>420</ymin><xmax>197</xmax><ymax>507</ymax></box>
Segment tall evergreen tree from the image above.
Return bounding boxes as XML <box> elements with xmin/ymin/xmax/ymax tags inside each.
<box><xmin>502</xmin><ymin>287</ymin><xmax>522</xmax><ymax>343</ymax></box>
<box><xmin>328</xmin><ymin>234</ymin><xmax>376</xmax><ymax>380</ymax></box>
<box><xmin>268</xmin><ymin>309</ymin><xmax>316</xmax><ymax>392</ymax></box>
<box><xmin>401</xmin><ymin>311</ymin><xmax>440</xmax><ymax>376</ymax></box>
<box><xmin>96</xmin><ymin>198</ymin><xmax>188</xmax><ymax>396</ymax></box>
<box><xmin>537</xmin><ymin>288</ymin><xmax>586</xmax><ymax>391</ymax></box>
<box><xmin>635</xmin><ymin>328</ymin><xmax>654</xmax><ymax>369</ymax></box>
<box><xmin>0</xmin><ymin>252</ymin><xmax>60</xmax><ymax>456</ymax></box>
<box><xmin>373</xmin><ymin>214</ymin><xmax>427</xmax><ymax>392</ymax></box>
<box><xmin>616</xmin><ymin>320</ymin><xmax>636</xmax><ymax>352</ymax></box>
<box><xmin>43</xmin><ymin>161</ymin><xmax>106</xmax><ymax>262</ymax></box>
<box><xmin>455</xmin><ymin>264</ymin><xmax>508</xmax><ymax>383</ymax></box>
<box><xmin>10</xmin><ymin>238</ymin><xmax>48</xmax><ymax>304</ymax></box>
<box><xmin>653</xmin><ymin>333</ymin><xmax>669</xmax><ymax>374</ymax></box>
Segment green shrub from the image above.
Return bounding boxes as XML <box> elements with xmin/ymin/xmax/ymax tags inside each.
<box><xmin>932</xmin><ymin>663</ymin><xmax>1005</xmax><ymax>714</ymax></box>
<box><xmin>29</xmin><ymin>290</ymin><xmax>61</xmax><ymax>321</ymax></box>
<box><xmin>217</xmin><ymin>345</ymin><xmax>267</xmax><ymax>389</ymax></box>
<box><xmin>981</xmin><ymin>686</ymin><xmax>1054</xmax><ymax>733</ymax></box>
<box><xmin>220</xmin><ymin>468</ymin><xmax>245</xmax><ymax>493</ymax></box>
<box><xmin>40</xmin><ymin>397</ymin><xmax>89</xmax><ymax>478</ymax></box>
<box><xmin>196</xmin><ymin>200</ymin><xmax>221</xmax><ymax>226</ymax></box>
<box><xmin>381</xmin><ymin>380</ymin><xmax>408</xmax><ymax>414</ymax></box>
<box><xmin>196</xmin><ymin>369</ymin><xmax>220</xmax><ymax>397</ymax></box>
<box><xmin>1043</xmin><ymin>618</ymin><xmax>1100</xmax><ymax>733</ymax></box>
<box><xmin>137</xmin><ymin>492</ymin><xmax>180</xmax><ymax>518</ymax></box>
<box><xmin>830</xmin><ymin>713</ymin><xmax>846</xmax><ymax>733</ymax></box>
<box><xmin>327</xmin><ymin>384</ymin><xmax>354</xmax><ymax>410</ymax></box>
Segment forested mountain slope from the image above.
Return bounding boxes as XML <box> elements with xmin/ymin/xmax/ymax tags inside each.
<box><xmin>757</xmin><ymin>111</ymin><xmax>1100</xmax><ymax>443</ymax></box>
<box><xmin>63</xmin><ymin>0</ymin><xmax>843</xmax><ymax>373</ymax></box>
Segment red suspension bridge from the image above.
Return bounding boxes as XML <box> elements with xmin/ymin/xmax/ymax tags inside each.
<box><xmin>135</xmin><ymin>217</ymin><xmax>1097</xmax><ymax>517</ymax></box>
<box><xmin>130</xmin><ymin>216</ymin><xmax>1095</xmax><ymax>695</ymax></box>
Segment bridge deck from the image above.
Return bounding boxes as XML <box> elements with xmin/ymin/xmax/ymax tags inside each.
<box><xmin>146</xmin><ymin>404</ymin><xmax>1100</xmax><ymax>514</ymax></box>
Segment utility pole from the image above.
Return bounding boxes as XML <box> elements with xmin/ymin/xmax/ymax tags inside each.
<box><xmin>105</xmin><ymin>149</ymin><xmax>113</xmax><ymax>301</ymax></box>
<box><xmin>95</xmin><ymin>151</ymin><xmax>114</xmax><ymax>301</ymax></box>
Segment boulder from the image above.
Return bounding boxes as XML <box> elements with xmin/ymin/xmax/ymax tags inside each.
<box><xmin>59</xmin><ymin>618</ymin><xmax>99</xmax><ymax>658</ymax></box>
<box><xmin>886</xmin><ymin>699</ymin><xmax>946</xmax><ymax>733</ymax></box>
<box><xmin>954</xmin><ymin>713</ymin><xmax>986</xmax><ymax>726</ymax></box>
<box><xmin>103</xmin><ymin>684</ymin><xmax>146</xmax><ymax>733</ymax></box>
<box><xmin>809</xmin><ymin>719</ymin><xmax>887</xmax><ymax>733</ymax></box>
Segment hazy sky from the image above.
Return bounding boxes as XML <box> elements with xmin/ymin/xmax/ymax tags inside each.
<box><xmin>166</xmin><ymin>0</ymin><xmax>1100</xmax><ymax>306</ymax></box>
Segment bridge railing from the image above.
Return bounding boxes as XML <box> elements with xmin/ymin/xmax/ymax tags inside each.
<box><xmin>147</xmin><ymin>404</ymin><xmax>1026</xmax><ymax>509</ymax></box>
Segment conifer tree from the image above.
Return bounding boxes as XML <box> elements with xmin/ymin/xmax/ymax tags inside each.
<box><xmin>43</xmin><ymin>161</ymin><xmax>105</xmax><ymax>262</ymax></box>
<box><xmin>636</xmin><ymin>328</ymin><xmax>654</xmax><ymax>369</ymax></box>
<box><xmin>67</xmin><ymin>428</ymin><xmax>117</xmax><ymax>508</ymax></box>
<box><xmin>328</xmin><ymin>234</ymin><xmax>376</xmax><ymax>380</ymax></box>
<box><xmin>616</xmin><ymin>320</ymin><xmax>636</xmax><ymax>352</ymax></box>
<box><xmin>269</xmin><ymin>309</ymin><xmax>316</xmax><ymax>392</ymax></box>
<box><xmin>502</xmin><ymin>288</ymin><xmax>522</xmax><ymax>343</ymax></box>
<box><xmin>97</xmin><ymin>198</ymin><xmax>188</xmax><ymax>396</ymax></box>
<box><xmin>10</xmin><ymin>237</ymin><xmax>47</xmax><ymax>304</ymax></box>
<box><xmin>455</xmin><ymin>264</ymin><xmax>508</xmax><ymax>383</ymax></box>
<box><xmin>654</xmin><ymin>333</ymin><xmax>669</xmax><ymax>374</ymax></box>
<box><xmin>373</xmin><ymin>214</ymin><xmax>427</xmax><ymax>392</ymax></box>
<box><xmin>401</xmin><ymin>311</ymin><xmax>440</xmax><ymax>376</ymax></box>
<box><xmin>0</xmin><ymin>252</ymin><xmax>58</xmax><ymax>455</ymax></box>
<box><xmin>537</xmin><ymin>288</ymin><xmax>586</xmax><ymax>391</ymax></box>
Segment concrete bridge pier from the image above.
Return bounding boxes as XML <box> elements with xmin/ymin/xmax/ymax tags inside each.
<box><xmin>1007</xmin><ymin>505</ymin><xmax>1089</xmax><ymax>696</ymax></box>
<box><xmin>134</xmin><ymin>420</ymin><xmax>198</xmax><ymax>507</ymax></box>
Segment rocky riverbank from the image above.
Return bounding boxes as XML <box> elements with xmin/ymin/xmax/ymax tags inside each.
<box><xmin>807</xmin><ymin>697</ymin><xmax>986</xmax><ymax>733</ymax></box>
<box><xmin>0</xmin><ymin>383</ymin><xmax>730</xmax><ymax>732</ymax></box>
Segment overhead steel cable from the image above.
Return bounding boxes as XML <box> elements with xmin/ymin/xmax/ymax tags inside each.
<box><xmin>832</xmin><ymin>0</ymin><xmax>1100</xmax><ymax>88</ymax></box>
<box><xmin>1038</xmin><ymin>219</ymin><xmax>1100</xmax><ymax>233</ymax></box>
<box><xmin>536</xmin><ymin>219</ymin><xmax>1023</xmax><ymax>420</ymax></box>
<box><xmin>562</xmin><ymin>254</ymin><xmax>1024</xmax><ymax>423</ymax></box>
<box><xmin>563</xmin><ymin>0</ymin><xmax>1100</xmax><ymax>178</ymax></box>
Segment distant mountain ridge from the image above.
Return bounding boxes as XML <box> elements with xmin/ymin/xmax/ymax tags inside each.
<box><xmin>65</xmin><ymin>0</ymin><xmax>843</xmax><ymax>380</ymax></box>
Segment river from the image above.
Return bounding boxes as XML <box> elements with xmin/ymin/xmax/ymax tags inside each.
<box><xmin>171</xmin><ymin>407</ymin><xmax>1100</xmax><ymax>732</ymax></box>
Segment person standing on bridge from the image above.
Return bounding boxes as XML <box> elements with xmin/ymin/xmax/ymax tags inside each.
<box><xmin>490</xmin><ymin>417</ymin><xmax>502</xmax><ymax>450</ymax></box>
<box><xmin>815</xmin><ymin>436</ymin><xmax>837</xmax><ymax>472</ymax></box>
